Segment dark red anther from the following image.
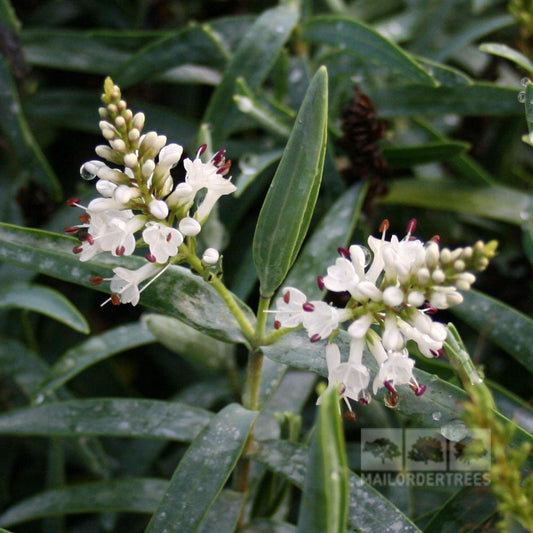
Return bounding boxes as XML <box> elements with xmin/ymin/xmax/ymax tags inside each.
<box><xmin>358</xmin><ymin>397</ymin><xmax>369</xmax><ymax>405</ymax></box>
<box><xmin>86</xmin><ymin>234</ymin><xmax>94</xmax><ymax>245</ymax></box>
<box><xmin>64</xmin><ymin>226</ymin><xmax>79</xmax><ymax>234</ymax></box>
<box><xmin>317</xmin><ymin>276</ymin><xmax>325</xmax><ymax>291</ymax></box>
<box><xmin>429</xmin><ymin>235</ymin><xmax>441</xmax><ymax>244</ymax></box>
<box><xmin>415</xmin><ymin>384</ymin><xmax>426</xmax><ymax>396</ymax></box>
<box><xmin>89</xmin><ymin>276</ymin><xmax>104</xmax><ymax>286</ymax></box>
<box><xmin>379</xmin><ymin>219</ymin><xmax>390</xmax><ymax>233</ymax></box>
<box><xmin>303</xmin><ymin>302</ymin><xmax>315</xmax><ymax>312</ymax></box>
<box><xmin>145</xmin><ymin>254</ymin><xmax>156</xmax><ymax>263</ymax></box>
<box><xmin>197</xmin><ymin>144</ymin><xmax>207</xmax><ymax>157</ymax></box>
<box><xmin>66</xmin><ymin>197</ymin><xmax>81</xmax><ymax>207</ymax></box>
<box><xmin>166</xmin><ymin>232</ymin><xmax>172</xmax><ymax>242</ymax></box>
<box><xmin>274</xmin><ymin>320</ymin><xmax>281</xmax><ymax>330</ymax></box>
<box><xmin>212</xmin><ymin>149</ymin><xmax>226</xmax><ymax>166</ymax></box>
<box><xmin>216</xmin><ymin>161</ymin><xmax>231</xmax><ymax>175</ymax></box>
<box><xmin>283</xmin><ymin>290</ymin><xmax>291</xmax><ymax>304</ymax></box>
<box><xmin>423</xmin><ymin>303</ymin><xmax>438</xmax><ymax>314</ymax></box>
<box><xmin>386</xmin><ymin>391</ymin><xmax>399</xmax><ymax>408</ymax></box>
<box><xmin>110</xmin><ymin>294</ymin><xmax>121</xmax><ymax>306</ymax></box>
<box><xmin>384</xmin><ymin>380</ymin><xmax>396</xmax><ymax>394</ymax></box>
<box><xmin>115</xmin><ymin>246</ymin><xmax>125</xmax><ymax>256</ymax></box>
<box><xmin>337</xmin><ymin>247</ymin><xmax>350</xmax><ymax>258</ymax></box>
<box><xmin>344</xmin><ymin>411</ymin><xmax>357</xmax><ymax>422</ymax></box>
<box><xmin>79</xmin><ymin>213</ymin><xmax>90</xmax><ymax>224</ymax></box>
<box><xmin>406</xmin><ymin>218</ymin><xmax>417</xmax><ymax>235</ymax></box>
<box><xmin>72</xmin><ymin>245</ymin><xmax>83</xmax><ymax>254</ymax></box>
<box><xmin>310</xmin><ymin>333</ymin><xmax>321</xmax><ymax>343</ymax></box>
<box><xmin>431</xmin><ymin>348</ymin><xmax>444</xmax><ymax>358</ymax></box>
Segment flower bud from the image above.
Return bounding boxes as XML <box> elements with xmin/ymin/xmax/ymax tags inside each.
<box><xmin>124</xmin><ymin>153</ymin><xmax>139</xmax><ymax>168</ymax></box>
<box><xmin>179</xmin><ymin>217</ymin><xmax>201</xmax><ymax>236</ymax></box>
<box><xmin>149</xmin><ymin>199</ymin><xmax>169</xmax><ymax>219</ymax></box>
<box><xmin>202</xmin><ymin>248</ymin><xmax>219</xmax><ymax>265</ymax></box>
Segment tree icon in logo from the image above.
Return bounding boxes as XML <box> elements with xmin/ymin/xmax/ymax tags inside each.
<box><xmin>454</xmin><ymin>436</ymin><xmax>488</xmax><ymax>465</ymax></box>
<box><xmin>408</xmin><ymin>436</ymin><xmax>444</xmax><ymax>464</ymax></box>
<box><xmin>363</xmin><ymin>437</ymin><xmax>401</xmax><ymax>465</ymax></box>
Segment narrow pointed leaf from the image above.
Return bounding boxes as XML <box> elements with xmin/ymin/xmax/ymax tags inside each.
<box><xmin>383</xmin><ymin>141</ymin><xmax>470</xmax><ymax>167</ymax></box>
<box><xmin>253</xmin><ymin>67</ymin><xmax>328</xmax><ymax>297</ymax></box>
<box><xmin>378</xmin><ymin>180</ymin><xmax>528</xmax><ymax>225</ymax></box>
<box><xmin>303</xmin><ymin>16</ymin><xmax>435</xmax><ymax>86</ymax></box>
<box><xmin>0</xmin><ymin>399</ymin><xmax>213</xmax><ymax>441</ymax></box>
<box><xmin>145</xmin><ymin>403</ymin><xmax>257</xmax><ymax>532</ymax></box>
<box><xmin>479</xmin><ymin>42</ymin><xmax>533</xmax><ymax>74</ymax></box>
<box><xmin>0</xmin><ymin>223</ymin><xmax>254</xmax><ymax>343</ymax></box>
<box><xmin>0</xmin><ymin>283</ymin><xmax>89</xmax><ymax>334</ymax></box>
<box><xmin>254</xmin><ymin>440</ymin><xmax>421</xmax><ymax>533</ymax></box>
<box><xmin>36</xmin><ymin>322</ymin><xmax>155</xmax><ymax>396</ymax></box>
<box><xmin>0</xmin><ymin>478</ymin><xmax>168</xmax><ymax>528</ymax></box>
<box><xmin>198</xmin><ymin>490</ymin><xmax>245</xmax><ymax>533</ymax></box>
<box><xmin>451</xmin><ymin>290</ymin><xmax>533</xmax><ymax>374</ymax></box>
<box><xmin>297</xmin><ymin>386</ymin><xmax>348</xmax><ymax>533</ymax></box>
<box><xmin>203</xmin><ymin>2</ymin><xmax>299</xmax><ymax>144</ymax></box>
<box><xmin>0</xmin><ymin>56</ymin><xmax>61</xmax><ymax>200</ymax></box>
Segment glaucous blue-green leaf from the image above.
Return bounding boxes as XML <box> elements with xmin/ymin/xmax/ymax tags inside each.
<box><xmin>423</xmin><ymin>486</ymin><xmax>497</xmax><ymax>533</ymax></box>
<box><xmin>243</xmin><ymin>519</ymin><xmax>296</xmax><ymax>532</ymax></box>
<box><xmin>0</xmin><ymin>283</ymin><xmax>89</xmax><ymax>334</ymax></box>
<box><xmin>479</xmin><ymin>42</ymin><xmax>533</xmax><ymax>73</ymax></box>
<box><xmin>0</xmin><ymin>223</ymin><xmax>254</xmax><ymax>343</ymax></box>
<box><xmin>253</xmin><ymin>440</ymin><xmax>421</xmax><ymax>533</ymax></box>
<box><xmin>253</xmin><ymin>67</ymin><xmax>328</xmax><ymax>298</ymax></box>
<box><xmin>142</xmin><ymin>313</ymin><xmax>234</xmax><ymax>373</ymax></box>
<box><xmin>297</xmin><ymin>385</ymin><xmax>348</xmax><ymax>533</ymax></box>
<box><xmin>198</xmin><ymin>490</ymin><xmax>245</xmax><ymax>533</ymax></box>
<box><xmin>523</xmin><ymin>79</ymin><xmax>533</xmax><ymax>144</ymax></box>
<box><xmin>0</xmin><ymin>56</ymin><xmax>61</xmax><ymax>200</ymax></box>
<box><xmin>234</xmin><ymin>150</ymin><xmax>283</xmax><ymax>197</ymax></box>
<box><xmin>302</xmin><ymin>16</ymin><xmax>435</xmax><ymax>86</ymax></box>
<box><xmin>451</xmin><ymin>290</ymin><xmax>533</xmax><ymax>374</ymax></box>
<box><xmin>0</xmin><ymin>478</ymin><xmax>167</xmax><ymax>528</ymax></box>
<box><xmin>372</xmin><ymin>84</ymin><xmax>521</xmax><ymax>117</ymax></box>
<box><xmin>203</xmin><ymin>2</ymin><xmax>299</xmax><ymax>144</ymax></box>
<box><xmin>0</xmin><ymin>399</ymin><xmax>212</xmax><ymax>441</ymax></box>
<box><xmin>36</xmin><ymin>322</ymin><xmax>155</xmax><ymax>397</ymax></box>
<box><xmin>378</xmin><ymin>180</ymin><xmax>528</xmax><ymax>225</ymax></box>
<box><xmin>383</xmin><ymin>141</ymin><xmax>470</xmax><ymax>168</ymax></box>
<box><xmin>145</xmin><ymin>403</ymin><xmax>257</xmax><ymax>533</ymax></box>
<box><xmin>415</xmin><ymin>57</ymin><xmax>472</xmax><ymax>86</ymax></box>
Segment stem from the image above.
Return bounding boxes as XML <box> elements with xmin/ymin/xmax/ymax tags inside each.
<box><xmin>254</xmin><ymin>295</ymin><xmax>271</xmax><ymax>344</ymax></box>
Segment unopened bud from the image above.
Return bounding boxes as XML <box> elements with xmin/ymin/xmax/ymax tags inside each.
<box><xmin>202</xmin><ymin>248</ymin><xmax>219</xmax><ymax>265</ymax></box>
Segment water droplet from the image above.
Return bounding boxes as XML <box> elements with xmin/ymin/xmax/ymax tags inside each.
<box><xmin>521</xmin><ymin>77</ymin><xmax>531</xmax><ymax>87</ymax></box>
<box><xmin>440</xmin><ymin>419</ymin><xmax>468</xmax><ymax>442</ymax></box>
<box><xmin>80</xmin><ymin>162</ymin><xmax>98</xmax><ymax>180</ymax></box>
<box><xmin>518</xmin><ymin>91</ymin><xmax>526</xmax><ymax>103</ymax></box>
<box><xmin>432</xmin><ymin>411</ymin><xmax>442</xmax><ymax>421</ymax></box>
<box><xmin>118</xmin><ymin>421</ymin><xmax>131</xmax><ymax>431</ymax></box>
<box><xmin>157</xmin><ymin>512</ymin><xmax>167</xmax><ymax>521</ymax></box>
<box><xmin>34</xmin><ymin>394</ymin><xmax>45</xmax><ymax>405</ymax></box>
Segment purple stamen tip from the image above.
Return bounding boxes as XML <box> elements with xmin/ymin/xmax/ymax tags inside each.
<box><xmin>310</xmin><ymin>333</ymin><xmax>321</xmax><ymax>343</ymax></box>
<box><xmin>338</xmin><ymin>247</ymin><xmax>350</xmax><ymax>258</ymax></box>
<box><xmin>415</xmin><ymin>384</ymin><xmax>426</xmax><ymax>396</ymax></box>
<box><xmin>303</xmin><ymin>302</ymin><xmax>315</xmax><ymax>312</ymax></box>
<box><xmin>384</xmin><ymin>380</ymin><xmax>396</xmax><ymax>394</ymax></box>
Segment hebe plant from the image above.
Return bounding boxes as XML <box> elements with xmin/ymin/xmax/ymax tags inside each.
<box><xmin>0</xmin><ymin>1</ymin><xmax>531</xmax><ymax>532</ymax></box>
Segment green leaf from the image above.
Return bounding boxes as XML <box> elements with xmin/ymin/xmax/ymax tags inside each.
<box><xmin>524</xmin><ymin>79</ymin><xmax>533</xmax><ymax>143</ymax></box>
<box><xmin>383</xmin><ymin>141</ymin><xmax>470</xmax><ymax>167</ymax></box>
<box><xmin>303</xmin><ymin>16</ymin><xmax>436</xmax><ymax>86</ymax></box>
<box><xmin>283</xmin><ymin>183</ymin><xmax>367</xmax><ymax>297</ymax></box>
<box><xmin>479</xmin><ymin>42</ymin><xmax>533</xmax><ymax>74</ymax></box>
<box><xmin>0</xmin><ymin>283</ymin><xmax>89</xmax><ymax>334</ymax></box>
<box><xmin>145</xmin><ymin>403</ymin><xmax>257</xmax><ymax>532</ymax></box>
<box><xmin>233</xmin><ymin>150</ymin><xmax>284</xmax><ymax>198</ymax></box>
<box><xmin>114</xmin><ymin>25</ymin><xmax>227</xmax><ymax>88</ymax></box>
<box><xmin>451</xmin><ymin>290</ymin><xmax>533</xmax><ymax>374</ymax></box>
<box><xmin>0</xmin><ymin>223</ymin><xmax>255</xmax><ymax>343</ymax></box>
<box><xmin>0</xmin><ymin>56</ymin><xmax>61</xmax><ymax>200</ymax></box>
<box><xmin>203</xmin><ymin>1</ymin><xmax>299</xmax><ymax>144</ymax></box>
<box><xmin>297</xmin><ymin>385</ymin><xmax>348</xmax><ymax>533</ymax></box>
<box><xmin>378</xmin><ymin>180</ymin><xmax>528</xmax><ymax>225</ymax></box>
<box><xmin>423</xmin><ymin>486</ymin><xmax>496</xmax><ymax>533</ymax></box>
<box><xmin>253</xmin><ymin>440</ymin><xmax>421</xmax><ymax>533</ymax></box>
<box><xmin>253</xmin><ymin>67</ymin><xmax>328</xmax><ymax>298</ymax></box>
<box><xmin>372</xmin><ymin>84</ymin><xmax>521</xmax><ymax>117</ymax></box>
<box><xmin>142</xmin><ymin>313</ymin><xmax>234</xmax><ymax>373</ymax></box>
<box><xmin>36</xmin><ymin>322</ymin><xmax>155</xmax><ymax>396</ymax></box>
<box><xmin>0</xmin><ymin>399</ymin><xmax>213</xmax><ymax>441</ymax></box>
<box><xmin>0</xmin><ymin>478</ymin><xmax>167</xmax><ymax>527</ymax></box>
<box><xmin>198</xmin><ymin>490</ymin><xmax>245</xmax><ymax>533</ymax></box>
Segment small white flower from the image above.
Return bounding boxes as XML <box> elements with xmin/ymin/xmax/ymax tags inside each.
<box><xmin>302</xmin><ymin>301</ymin><xmax>344</xmax><ymax>341</ymax></box>
<box><xmin>142</xmin><ymin>222</ymin><xmax>183</xmax><ymax>263</ymax></box>
<box><xmin>347</xmin><ymin>313</ymin><xmax>373</xmax><ymax>339</ymax></box>
<box><xmin>273</xmin><ymin>287</ymin><xmax>307</xmax><ymax>328</ymax></box>
<box><xmin>109</xmin><ymin>263</ymin><xmax>164</xmax><ymax>306</ymax></box>
<box><xmin>196</xmin><ymin>172</ymin><xmax>237</xmax><ymax>222</ymax></box>
<box><xmin>372</xmin><ymin>349</ymin><xmax>416</xmax><ymax>394</ymax></box>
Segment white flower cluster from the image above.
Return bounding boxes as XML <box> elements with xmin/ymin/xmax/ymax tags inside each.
<box><xmin>273</xmin><ymin>219</ymin><xmax>496</xmax><ymax>416</ymax></box>
<box><xmin>67</xmin><ymin>78</ymin><xmax>235</xmax><ymax>305</ymax></box>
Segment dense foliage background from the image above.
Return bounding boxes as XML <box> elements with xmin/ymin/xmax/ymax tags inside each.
<box><xmin>0</xmin><ymin>0</ymin><xmax>532</xmax><ymax>532</ymax></box>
